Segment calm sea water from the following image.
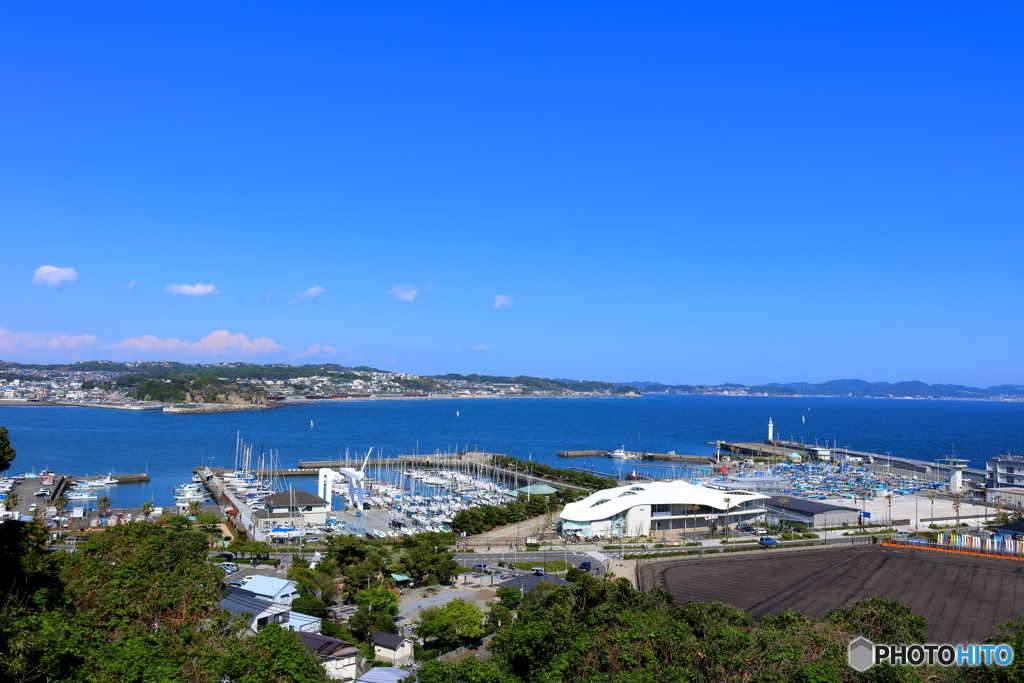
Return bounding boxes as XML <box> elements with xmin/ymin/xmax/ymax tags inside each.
<box><xmin>2</xmin><ymin>396</ymin><xmax>1022</xmax><ymax>508</ymax></box>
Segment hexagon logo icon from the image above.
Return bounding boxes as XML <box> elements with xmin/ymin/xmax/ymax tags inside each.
<box><xmin>848</xmin><ymin>637</ymin><xmax>875</xmax><ymax>672</ymax></box>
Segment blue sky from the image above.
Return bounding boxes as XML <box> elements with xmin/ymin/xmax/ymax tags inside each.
<box><xmin>2</xmin><ymin>2</ymin><xmax>1022</xmax><ymax>386</ymax></box>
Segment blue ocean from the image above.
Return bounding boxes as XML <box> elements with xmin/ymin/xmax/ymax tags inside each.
<box><xmin>2</xmin><ymin>396</ymin><xmax>1023</xmax><ymax>508</ymax></box>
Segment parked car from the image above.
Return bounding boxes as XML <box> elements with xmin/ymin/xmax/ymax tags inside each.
<box><xmin>472</xmin><ymin>563</ymin><xmax>488</xmax><ymax>573</ymax></box>
<box><xmin>226</xmin><ymin>580</ymin><xmax>246</xmax><ymax>587</ymax></box>
<box><xmin>211</xmin><ymin>552</ymin><xmax>235</xmax><ymax>561</ymax></box>
<box><xmin>758</xmin><ymin>537</ymin><xmax>778</xmax><ymax>547</ymax></box>
<box><xmin>736</xmin><ymin>524</ymin><xmax>753</xmax><ymax>533</ymax></box>
<box><xmin>218</xmin><ymin>562</ymin><xmax>239</xmax><ymax>574</ymax></box>
<box><xmin>530</xmin><ymin>567</ymin><xmax>546</xmax><ymax>576</ymax></box>
<box><xmin>754</xmin><ymin>528</ymin><xmax>770</xmax><ymax>535</ymax></box>
<box><xmin>305</xmin><ymin>537</ymin><xmax>320</xmax><ymax>543</ymax></box>
<box><xmin>893</xmin><ymin>531</ymin><xmax>911</xmax><ymax>542</ymax></box>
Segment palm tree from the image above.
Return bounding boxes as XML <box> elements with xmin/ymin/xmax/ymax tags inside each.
<box><xmin>187</xmin><ymin>500</ymin><xmax>201</xmax><ymax>518</ymax></box>
<box><xmin>952</xmin><ymin>493</ymin><xmax>963</xmax><ymax>528</ymax></box>
<box><xmin>5</xmin><ymin>492</ymin><xmax>20</xmax><ymax>514</ymax></box>
<box><xmin>141</xmin><ymin>501</ymin><xmax>154</xmax><ymax>518</ymax></box>
<box><xmin>777</xmin><ymin>498</ymin><xmax>789</xmax><ymax>534</ymax></box>
<box><xmin>722</xmin><ymin>497</ymin><xmax>732</xmax><ymax>541</ymax></box>
<box><xmin>688</xmin><ymin>504</ymin><xmax>700</xmax><ymax>540</ymax></box>
<box><xmin>54</xmin><ymin>495</ymin><xmax>68</xmax><ymax>515</ymax></box>
<box><xmin>883</xmin><ymin>494</ymin><xmax>894</xmax><ymax>528</ymax></box>
<box><xmin>994</xmin><ymin>496</ymin><xmax>1007</xmax><ymax>525</ymax></box>
<box><xmin>97</xmin><ymin>496</ymin><xmax>112</xmax><ymax>519</ymax></box>
<box><xmin>927</xmin><ymin>494</ymin><xmax>936</xmax><ymax>528</ymax></box>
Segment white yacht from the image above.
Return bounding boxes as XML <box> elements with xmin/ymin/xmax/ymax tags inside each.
<box><xmin>608</xmin><ymin>446</ymin><xmax>631</xmax><ymax>459</ymax></box>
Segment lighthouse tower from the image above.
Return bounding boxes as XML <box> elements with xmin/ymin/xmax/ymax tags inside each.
<box><xmin>768</xmin><ymin>418</ymin><xmax>774</xmax><ymax>442</ymax></box>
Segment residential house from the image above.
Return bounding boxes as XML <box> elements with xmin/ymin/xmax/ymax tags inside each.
<box><xmin>288</xmin><ymin>610</ymin><xmax>323</xmax><ymax>633</ymax></box>
<box><xmin>370</xmin><ymin>632</ymin><xmax>414</xmax><ymax>665</ymax></box>
<box><xmin>241</xmin><ymin>575</ymin><xmax>301</xmax><ymax>606</ymax></box>
<box><xmin>297</xmin><ymin>632</ymin><xmax>360</xmax><ymax>680</ymax></box>
<box><xmin>356</xmin><ymin>668</ymin><xmax>410</xmax><ymax>683</ymax></box>
<box><xmin>219</xmin><ymin>591</ymin><xmax>290</xmax><ymax>632</ymax></box>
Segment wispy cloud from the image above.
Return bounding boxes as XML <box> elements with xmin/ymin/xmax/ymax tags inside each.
<box><xmin>472</xmin><ymin>345</ymin><xmax>491</xmax><ymax>350</ymax></box>
<box><xmin>297</xmin><ymin>344</ymin><xmax>339</xmax><ymax>357</ymax></box>
<box><xmin>33</xmin><ymin>265</ymin><xmax>78</xmax><ymax>287</ymax></box>
<box><xmin>0</xmin><ymin>327</ymin><xmax>97</xmax><ymax>351</ymax></box>
<box><xmin>388</xmin><ymin>284</ymin><xmax>420</xmax><ymax>303</ymax></box>
<box><xmin>126</xmin><ymin>280</ymin><xmax>137</xmax><ymax>291</ymax></box>
<box><xmin>165</xmin><ymin>283</ymin><xmax>217</xmax><ymax>296</ymax></box>
<box><xmin>108</xmin><ymin>330</ymin><xmax>284</xmax><ymax>356</ymax></box>
<box><xmin>290</xmin><ymin>285</ymin><xmax>325</xmax><ymax>304</ymax></box>
<box><xmin>493</xmin><ymin>294</ymin><xmax>514</xmax><ymax>309</ymax></box>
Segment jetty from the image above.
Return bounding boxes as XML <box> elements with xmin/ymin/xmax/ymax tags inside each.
<box><xmin>558</xmin><ymin>449</ymin><xmax>710</xmax><ymax>463</ymax></box>
<box><xmin>716</xmin><ymin>440</ymin><xmax>987</xmax><ymax>483</ymax></box>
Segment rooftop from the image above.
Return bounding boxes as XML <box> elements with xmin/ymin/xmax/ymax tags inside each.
<box><xmin>241</xmin><ymin>575</ymin><xmax>296</xmax><ymax>597</ymax></box>
<box><xmin>764</xmin><ymin>496</ymin><xmax>859</xmax><ymax>515</ymax></box>
<box><xmin>263</xmin><ymin>489</ymin><xmax>329</xmax><ymax>507</ymax></box>
<box><xmin>370</xmin><ymin>631</ymin><xmax>411</xmax><ymax>650</ymax></box>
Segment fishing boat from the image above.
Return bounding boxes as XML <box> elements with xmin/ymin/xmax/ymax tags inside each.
<box><xmin>608</xmin><ymin>446</ymin><xmax>631</xmax><ymax>459</ymax></box>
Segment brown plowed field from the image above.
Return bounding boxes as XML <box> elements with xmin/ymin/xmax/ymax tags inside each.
<box><xmin>638</xmin><ymin>546</ymin><xmax>1024</xmax><ymax>643</ymax></box>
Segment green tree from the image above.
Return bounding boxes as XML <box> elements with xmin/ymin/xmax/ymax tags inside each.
<box><xmin>4</xmin><ymin>491</ymin><xmax>19</xmax><ymax>513</ymax></box>
<box><xmin>418</xmin><ymin>598</ymin><xmax>485</xmax><ymax>647</ymax></box>
<box><xmin>495</xmin><ymin>587</ymin><xmax>522</xmax><ymax>609</ymax></box>
<box><xmin>489</xmin><ymin>603</ymin><xmax>511</xmax><ymax>625</ymax></box>
<box><xmin>355</xmin><ymin>587</ymin><xmax>400</xmax><ymax>617</ymax></box>
<box><xmin>53</xmin><ymin>494</ymin><xmax>68</xmax><ymax>515</ymax></box>
<box><xmin>292</xmin><ymin>595</ymin><xmax>328</xmax><ymax>619</ymax></box>
<box><xmin>414</xmin><ymin>657</ymin><xmax>516</xmax><ymax>683</ymax></box>
<box><xmin>187</xmin><ymin>499</ymin><xmax>201</xmax><ymax>517</ymax></box>
<box><xmin>141</xmin><ymin>500</ymin><xmax>154</xmax><ymax>518</ymax></box>
<box><xmin>62</xmin><ymin>522</ymin><xmax>224</xmax><ymax>632</ymax></box>
<box><xmin>227</xmin><ymin>624</ymin><xmax>330</xmax><ymax>683</ymax></box>
<box><xmin>0</xmin><ymin>426</ymin><xmax>16</xmax><ymax>472</ymax></box>
<box><xmin>97</xmin><ymin>495</ymin><xmax>112</xmax><ymax>519</ymax></box>
<box><xmin>825</xmin><ymin>596</ymin><xmax>928</xmax><ymax>643</ymax></box>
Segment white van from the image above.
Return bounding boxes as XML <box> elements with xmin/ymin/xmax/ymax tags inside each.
<box><xmin>893</xmin><ymin>532</ymin><xmax>911</xmax><ymax>542</ymax></box>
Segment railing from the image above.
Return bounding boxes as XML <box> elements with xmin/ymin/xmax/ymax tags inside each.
<box><xmin>883</xmin><ymin>538</ymin><xmax>1024</xmax><ymax>561</ymax></box>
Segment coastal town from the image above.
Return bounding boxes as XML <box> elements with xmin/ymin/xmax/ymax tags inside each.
<box><xmin>0</xmin><ymin>361</ymin><xmax>640</xmax><ymax>410</ymax></box>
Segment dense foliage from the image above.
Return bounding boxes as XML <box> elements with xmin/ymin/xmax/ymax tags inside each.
<box><xmin>491</xmin><ymin>454</ymin><xmax>618</xmax><ymax>490</ymax></box>
<box><xmin>0</xmin><ymin>520</ymin><xmax>328</xmax><ymax>683</ymax></box>
<box><xmin>413</xmin><ymin>575</ymin><xmax>1022</xmax><ymax>683</ymax></box>
<box><xmin>128</xmin><ymin>375</ymin><xmax>267</xmax><ymax>404</ymax></box>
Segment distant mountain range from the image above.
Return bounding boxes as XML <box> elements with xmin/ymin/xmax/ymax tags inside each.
<box><xmin>621</xmin><ymin>378</ymin><xmax>1024</xmax><ymax>399</ymax></box>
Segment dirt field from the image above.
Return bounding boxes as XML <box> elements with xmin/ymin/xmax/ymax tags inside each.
<box><xmin>638</xmin><ymin>545</ymin><xmax>1024</xmax><ymax>643</ymax></box>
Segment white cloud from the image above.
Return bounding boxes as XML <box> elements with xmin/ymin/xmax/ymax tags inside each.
<box><xmin>0</xmin><ymin>327</ymin><xmax>98</xmax><ymax>351</ymax></box>
<box><xmin>33</xmin><ymin>265</ymin><xmax>79</xmax><ymax>287</ymax></box>
<box><xmin>493</xmin><ymin>294</ymin><xmax>514</xmax><ymax>309</ymax></box>
<box><xmin>126</xmin><ymin>280</ymin><xmax>137</xmax><ymax>291</ymax></box>
<box><xmin>297</xmin><ymin>344</ymin><xmax>339</xmax><ymax>356</ymax></box>
<box><xmin>388</xmin><ymin>284</ymin><xmax>419</xmax><ymax>303</ymax></box>
<box><xmin>290</xmin><ymin>285</ymin><xmax>325</xmax><ymax>304</ymax></box>
<box><xmin>108</xmin><ymin>330</ymin><xmax>284</xmax><ymax>356</ymax></box>
<box><xmin>164</xmin><ymin>283</ymin><xmax>218</xmax><ymax>296</ymax></box>
<box><xmin>472</xmin><ymin>345</ymin><xmax>491</xmax><ymax>350</ymax></box>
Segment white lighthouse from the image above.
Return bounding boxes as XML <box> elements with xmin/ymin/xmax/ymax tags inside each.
<box><xmin>768</xmin><ymin>418</ymin><xmax>774</xmax><ymax>442</ymax></box>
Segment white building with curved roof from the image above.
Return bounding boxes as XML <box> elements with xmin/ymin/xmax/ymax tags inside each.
<box><xmin>559</xmin><ymin>480</ymin><xmax>770</xmax><ymax>538</ymax></box>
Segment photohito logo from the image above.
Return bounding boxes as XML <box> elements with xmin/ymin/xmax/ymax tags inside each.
<box><xmin>848</xmin><ymin>638</ymin><xmax>1014</xmax><ymax>671</ymax></box>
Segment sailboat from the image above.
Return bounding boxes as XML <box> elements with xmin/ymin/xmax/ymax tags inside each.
<box><xmin>310</xmin><ymin>420</ymin><xmax>314</xmax><ymax>428</ymax></box>
<box><xmin>456</xmin><ymin>411</ymin><xmax>459</xmax><ymax>417</ymax></box>
<box><xmin>802</xmin><ymin>415</ymin><xmax>806</xmax><ymax>423</ymax></box>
